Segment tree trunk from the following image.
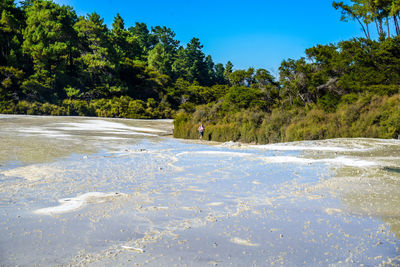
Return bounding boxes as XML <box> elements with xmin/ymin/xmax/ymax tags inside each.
<box><xmin>387</xmin><ymin>17</ymin><xmax>390</xmax><ymax>37</ymax></box>
<box><xmin>354</xmin><ymin>16</ymin><xmax>369</xmax><ymax>39</ymax></box>
<box><xmin>395</xmin><ymin>16</ymin><xmax>400</xmax><ymax>36</ymax></box>
<box><xmin>366</xmin><ymin>23</ymin><xmax>370</xmax><ymax>39</ymax></box>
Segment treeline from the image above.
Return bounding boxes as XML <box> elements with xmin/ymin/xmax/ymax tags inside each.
<box><xmin>0</xmin><ymin>0</ymin><xmax>235</xmax><ymax>118</ymax></box>
<box><xmin>2</xmin><ymin>0</ymin><xmax>400</xmax><ymax>143</ymax></box>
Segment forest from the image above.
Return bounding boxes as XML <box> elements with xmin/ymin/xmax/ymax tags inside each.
<box><xmin>1</xmin><ymin>0</ymin><xmax>400</xmax><ymax>143</ymax></box>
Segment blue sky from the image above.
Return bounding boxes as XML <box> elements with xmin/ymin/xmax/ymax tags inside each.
<box><xmin>51</xmin><ymin>0</ymin><xmax>363</xmax><ymax>75</ymax></box>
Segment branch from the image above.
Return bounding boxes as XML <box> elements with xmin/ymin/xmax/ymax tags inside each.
<box><xmin>332</xmin><ymin>1</ymin><xmax>369</xmax><ymax>39</ymax></box>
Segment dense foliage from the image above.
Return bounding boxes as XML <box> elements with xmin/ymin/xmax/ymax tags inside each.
<box><xmin>1</xmin><ymin>0</ymin><xmax>400</xmax><ymax>143</ymax></box>
<box><xmin>0</xmin><ymin>0</ymin><xmax>232</xmax><ymax>118</ymax></box>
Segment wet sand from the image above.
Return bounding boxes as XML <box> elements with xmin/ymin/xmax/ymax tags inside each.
<box><xmin>1</xmin><ymin>115</ymin><xmax>400</xmax><ymax>266</ymax></box>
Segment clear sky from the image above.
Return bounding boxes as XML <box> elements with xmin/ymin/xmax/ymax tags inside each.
<box><xmin>51</xmin><ymin>0</ymin><xmax>363</xmax><ymax>75</ymax></box>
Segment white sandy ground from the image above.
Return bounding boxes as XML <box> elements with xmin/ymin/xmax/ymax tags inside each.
<box><xmin>177</xmin><ymin>150</ymin><xmax>378</xmax><ymax>167</ymax></box>
<box><xmin>230</xmin><ymin>237</ymin><xmax>260</xmax><ymax>246</ymax></box>
<box><xmin>34</xmin><ymin>192</ymin><xmax>127</xmax><ymax>215</ymax></box>
<box><xmin>13</xmin><ymin>117</ymin><xmax>173</xmax><ymax>142</ymax></box>
<box><xmin>55</xmin><ymin>120</ymin><xmax>169</xmax><ymax>133</ymax></box>
<box><xmin>1</xmin><ymin>165</ymin><xmax>67</xmax><ymax>181</ymax></box>
<box><xmin>223</xmin><ymin>138</ymin><xmax>400</xmax><ymax>152</ymax></box>
<box><xmin>18</xmin><ymin>128</ymin><xmax>73</xmax><ymax>138</ymax></box>
<box><xmin>176</xmin><ymin>151</ymin><xmax>253</xmax><ymax>157</ymax></box>
<box><xmin>1</xmin><ymin>115</ymin><xmax>400</xmax><ymax>266</ymax></box>
<box><xmin>259</xmin><ymin>155</ymin><xmax>378</xmax><ymax>167</ymax></box>
<box><xmin>0</xmin><ymin>150</ymin><xmax>377</xmax><ymax>183</ymax></box>
<box><xmin>251</xmin><ymin>143</ymin><xmax>360</xmax><ymax>152</ymax></box>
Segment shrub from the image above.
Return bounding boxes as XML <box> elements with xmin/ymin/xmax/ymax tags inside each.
<box><xmin>62</xmin><ymin>99</ymin><xmax>93</xmax><ymax>116</ymax></box>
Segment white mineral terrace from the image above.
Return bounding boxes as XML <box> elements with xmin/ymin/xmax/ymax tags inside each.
<box><xmin>1</xmin><ymin>115</ymin><xmax>400</xmax><ymax>266</ymax></box>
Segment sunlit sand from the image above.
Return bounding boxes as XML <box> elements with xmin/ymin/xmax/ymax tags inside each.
<box><xmin>1</xmin><ymin>115</ymin><xmax>400</xmax><ymax>266</ymax></box>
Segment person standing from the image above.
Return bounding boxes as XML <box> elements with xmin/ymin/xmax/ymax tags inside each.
<box><xmin>198</xmin><ymin>123</ymin><xmax>205</xmax><ymax>139</ymax></box>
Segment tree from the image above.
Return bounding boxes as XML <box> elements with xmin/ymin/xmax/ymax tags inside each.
<box><xmin>148</xmin><ymin>43</ymin><xmax>170</xmax><ymax>75</ymax></box>
<box><xmin>118</xmin><ymin>58</ymin><xmax>169</xmax><ymax>100</ymax></box>
<box><xmin>0</xmin><ymin>66</ymin><xmax>24</xmax><ymax>101</ymax></box>
<box><xmin>171</xmin><ymin>46</ymin><xmax>187</xmax><ymax>80</ymax></box>
<box><xmin>205</xmin><ymin>55</ymin><xmax>216</xmax><ymax>85</ymax></box>
<box><xmin>111</xmin><ymin>13</ymin><xmax>140</xmax><ymax>61</ymax></box>
<box><xmin>224</xmin><ymin>61</ymin><xmax>233</xmax><ymax>83</ymax></box>
<box><xmin>333</xmin><ymin>0</ymin><xmax>400</xmax><ymax>39</ymax></box>
<box><xmin>74</xmin><ymin>12</ymin><xmax>116</xmax><ymax>99</ymax></box>
<box><xmin>373</xmin><ymin>0</ymin><xmax>393</xmax><ymax>37</ymax></box>
<box><xmin>128</xmin><ymin>22</ymin><xmax>157</xmax><ymax>57</ymax></box>
<box><xmin>391</xmin><ymin>0</ymin><xmax>400</xmax><ymax>35</ymax></box>
<box><xmin>19</xmin><ymin>0</ymin><xmax>34</xmax><ymax>10</ymax></box>
<box><xmin>184</xmin><ymin>37</ymin><xmax>208</xmax><ymax>84</ymax></box>
<box><xmin>224</xmin><ymin>86</ymin><xmax>268</xmax><ymax>110</ymax></box>
<box><xmin>228</xmin><ymin>68</ymin><xmax>257</xmax><ymax>87</ymax></box>
<box><xmin>333</xmin><ymin>1</ymin><xmax>370</xmax><ymax>39</ymax></box>
<box><xmin>148</xmin><ymin>26</ymin><xmax>179</xmax><ymax>78</ymax></box>
<box><xmin>245</xmin><ymin>67</ymin><xmax>255</xmax><ymax>86</ymax></box>
<box><xmin>215</xmin><ymin>63</ymin><xmax>226</xmax><ymax>84</ymax></box>
<box><xmin>112</xmin><ymin>13</ymin><xmax>124</xmax><ymax>36</ymax></box>
<box><xmin>279</xmin><ymin>58</ymin><xmax>316</xmax><ymax>106</ymax></box>
<box><xmin>0</xmin><ymin>0</ymin><xmax>24</xmax><ymax>67</ymax></box>
<box><xmin>22</xmin><ymin>0</ymin><xmax>78</xmax><ymax>101</ymax></box>
<box><xmin>229</xmin><ymin>70</ymin><xmax>247</xmax><ymax>86</ymax></box>
<box><xmin>172</xmin><ymin>37</ymin><xmax>209</xmax><ymax>85</ymax></box>
<box><xmin>151</xmin><ymin>26</ymin><xmax>179</xmax><ymax>54</ymax></box>
<box><xmin>254</xmin><ymin>68</ymin><xmax>277</xmax><ymax>87</ymax></box>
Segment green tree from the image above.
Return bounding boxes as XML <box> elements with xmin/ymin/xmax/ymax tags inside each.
<box><xmin>224</xmin><ymin>86</ymin><xmax>268</xmax><ymax>110</ymax></box>
<box><xmin>148</xmin><ymin>26</ymin><xmax>179</xmax><ymax>78</ymax></box>
<box><xmin>333</xmin><ymin>1</ymin><xmax>371</xmax><ymax>39</ymax></box>
<box><xmin>0</xmin><ymin>0</ymin><xmax>25</xmax><ymax>67</ymax></box>
<box><xmin>333</xmin><ymin>0</ymin><xmax>400</xmax><ymax>39</ymax></box>
<box><xmin>215</xmin><ymin>63</ymin><xmax>226</xmax><ymax>84</ymax></box>
<box><xmin>112</xmin><ymin>13</ymin><xmax>124</xmax><ymax>36</ymax></box>
<box><xmin>128</xmin><ymin>22</ymin><xmax>157</xmax><ymax>57</ymax></box>
<box><xmin>0</xmin><ymin>66</ymin><xmax>24</xmax><ymax>101</ymax></box>
<box><xmin>172</xmin><ymin>37</ymin><xmax>209</xmax><ymax>85</ymax></box>
<box><xmin>184</xmin><ymin>37</ymin><xmax>209</xmax><ymax>85</ymax></box>
<box><xmin>391</xmin><ymin>0</ymin><xmax>400</xmax><ymax>35</ymax></box>
<box><xmin>148</xmin><ymin>43</ymin><xmax>171</xmax><ymax>75</ymax></box>
<box><xmin>74</xmin><ymin>12</ymin><xmax>116</xmax><ymax>99</ymax></box>
<box><xmin>229</xmin><ymin>69</ymin><xmax>247</xmax><ymax>86</ymax></box>
<box><xmin>151</xmin><ymin>26</ymin><xmax>179</xmax><ymax>54</ymax></box>
<box><xmin>279</xmin><ymin>58</ymin><xmax>315</xmax><ymax>106</ymax></box>
<box><xmin>224</xmin><ymin>61</ymin><xmax>233</xmax><ymax>84</ymax></box>
<box><xmin>119</xmin><ymin>58</ymin><xmax>168</xmax><ymax>100</ymax></box>
<box><xmin>111</xmin><ymin>13</ymin><xmax>140</xmax><ymax>61</ymax></box>
<box><xmin>205</xmin><ymin>55</ymin><xmax>216</xmax><ymax>85</ymax></box>
<box><xmin>245</xmin><ymin>67</ymin><xmax>255</xmax><ymax>86</ymax></box>
<box><xmin>22</xmin><ymin>0</ymin><xmax>78</xmax><ymax>101</ymax></box>
<box><xmin>254</xmin><ymin>68</ymin><xmax>277</xmax><ymax>87</ymax></box>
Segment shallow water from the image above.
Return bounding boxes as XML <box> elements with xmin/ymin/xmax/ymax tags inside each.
<box><xmin>1</xmin><ymin>115</ymin><xmax>400</xmax><ymax>266</ymax></box>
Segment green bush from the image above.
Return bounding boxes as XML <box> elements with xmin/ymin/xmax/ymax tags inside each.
<box><xmin>62</xmin><ymin>99</ymin><xmax>94</xmax><ymax>116</ymax></box>
<box><xmin>173</xmin><ymin>112</ymin><xmax>197</xmax><ymax>139</ymax></box>
<box><xmin>205</xmin><ymin>123</ymin><xmax>241</xmax><ymax>142</ymax></box>
<box><xmin>0</xmin><ymin>101</ymin><xmax>16</xmax><ymax>113</ymax></box>
<box><xmin>40</xmin><ymin>103</ymin><xmax>65</xmax><ymax>115</ymax></box>
<box><xmin>172</xmin><ymin>92</ymin><xmax>400</xmax><ymax>144</ymax></box>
